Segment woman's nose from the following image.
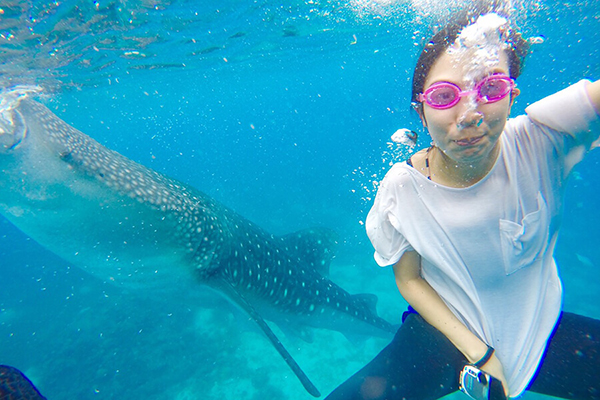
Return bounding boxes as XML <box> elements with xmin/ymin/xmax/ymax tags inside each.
<box><xmin>456</xmin><ymin>108</ymin><xmax>484</xmax><ymax>129</ymax></box>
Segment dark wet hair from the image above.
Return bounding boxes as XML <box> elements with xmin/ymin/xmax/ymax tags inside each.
<box><xmin>411</xmin><ymin>3</ymin><xmax>530</xmax><ymax>115</ymax></box>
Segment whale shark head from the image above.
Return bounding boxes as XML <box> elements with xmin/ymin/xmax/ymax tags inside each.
<box><xmin>0</xmin><ymin>86</ymin><xmax>229</xmax><ymax>285</ymax></box>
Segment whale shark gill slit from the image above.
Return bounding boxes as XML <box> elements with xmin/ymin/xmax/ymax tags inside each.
<box><xmin>0</xmin><ymin>93</ymin><xmax>396</xmax><ymax>396</ymax></box>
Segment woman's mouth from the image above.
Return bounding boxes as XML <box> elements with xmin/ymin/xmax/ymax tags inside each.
<box><xmin>454</xmin><ymin>136</ymin><xmax>483</xmax><ymax>146</ymax></box>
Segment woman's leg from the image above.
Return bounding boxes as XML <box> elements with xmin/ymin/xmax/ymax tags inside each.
<box><xmin>325</xmin><ymin>312</ymin><xmax>467</xmax><ymax>400</ymax></box>
<box><xmin>528</xmin><ymin>312</ymin><xmax>600</xmax><ymax>399</ymax></box>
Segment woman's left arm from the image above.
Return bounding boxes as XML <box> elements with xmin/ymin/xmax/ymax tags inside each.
<box><xmin>587</xmin><ymin>80</ymin><xmax>600</xmax><ymax>115</ymax></box>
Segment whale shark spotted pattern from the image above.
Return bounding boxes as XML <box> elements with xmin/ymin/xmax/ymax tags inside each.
<box><xmin>0</xmin><ymin>90</ymin><xmax>395</xmax><ymax>396</ymax></box>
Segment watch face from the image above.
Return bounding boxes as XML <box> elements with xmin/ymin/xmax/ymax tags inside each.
<box><xmin>460</xmin><ymin>365</ymin><xmax>490</xmax><ymax>400</ymax></box>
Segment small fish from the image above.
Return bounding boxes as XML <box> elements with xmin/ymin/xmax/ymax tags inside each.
<box><xmin>283</xmin><ymin>26</ymin><xmax>300</xmax><ymax>37</ymax></box>
<box><xmin>198</xmin><ymin>45</ymin><xmax>221</xmax><ymax>54</ymax></box>
<box><xmin>229</xmin><ymin>32</ymin><xmax>246</xmax><ymax>39</ymax></box>
<box><xmin>127</xmin><ymin>63</ymin><xmax>186</xmax><ymax>70</ymax></box>
<box><xmin>575</xmin><ymin>253</ymin><xmax>594</xmax><ymax>268</ymax></box>
<box><xmin>91</xmin><ymin>60</ymin><xmax>116</xmax><ymax>72</ymax></box>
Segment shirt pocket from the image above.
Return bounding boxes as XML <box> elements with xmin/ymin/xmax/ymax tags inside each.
<box><xmin>499</xmin><ymin>192</ymin><xmax>550</xmax><ymax>275</ymax></box>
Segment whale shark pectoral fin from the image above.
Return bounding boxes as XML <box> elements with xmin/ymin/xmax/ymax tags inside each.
<box><xmin>216</xmin><ymin>279</ymin><xmax>321</xmax><ymax>398</ymax></box>
<box><xmin>351</xmin><ymin>294</ymin><xmax>398</xmax><ymax>335</ymax></box>
<box><xmin>351</xmin><ymin>293</ymin><xmax>379</xmax><ymax>314</ymax></box>
<box><xmin>279</xmin><ymin>227</ymin><xmax>338</xmax><ymax>276</ymax></box>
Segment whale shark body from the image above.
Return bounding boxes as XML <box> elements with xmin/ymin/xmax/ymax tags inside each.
<box><xmin>0</xmin><ymin>88</ymin><xmax>394</xmax><ymax>396</ymax></box>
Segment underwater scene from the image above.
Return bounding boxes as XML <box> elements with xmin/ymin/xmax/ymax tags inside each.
<box><xmin>0</xmin><ymin>0</ymin><xmax>599</xmax><ymax>399</ymax></box>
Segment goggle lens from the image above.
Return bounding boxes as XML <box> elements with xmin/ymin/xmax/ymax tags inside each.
<box><xmin>425</xmin><ymin>86</ymin><xmax>460</xmax><ymax>109</ymax></box>
<box><xmin>419</xmin><ymin>75</ymin><xmax>514</xmax><ymax>109</ymax></box>
<box><xmin>479</xmin><ymin>77</ymin><xmax>512</xmax><ymax>101</ymax></box>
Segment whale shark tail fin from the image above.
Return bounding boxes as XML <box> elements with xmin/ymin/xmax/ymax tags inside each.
<box><xmin>0</xmin><ymin>365</ymin><xmax>47</xmax><ymax>400</ymax></box>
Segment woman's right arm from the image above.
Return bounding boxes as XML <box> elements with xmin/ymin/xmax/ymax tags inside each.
<box><xmin>393</xmin><ymin>250</ymin><xmax>509</xmax><ymax>395</ymax></box>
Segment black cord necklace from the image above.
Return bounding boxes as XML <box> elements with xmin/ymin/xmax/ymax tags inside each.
<box><xmin>425</xmin><ymin>146</ymin><xmax>434</xmax><ymax>180</ymax></box>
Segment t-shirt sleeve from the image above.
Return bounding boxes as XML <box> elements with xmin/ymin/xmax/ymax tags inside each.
<box><xmin>521</xmin><ymin>80</ymin><xmax>600</xmax><ymax>176</ymax></box>
<box><xmin>525</xmin><ymin>79</ymin><xmax>600</xmax><ymax>147</ymax></box>
<box><xmin>365</xmin><ymin>168</ymin><xmax>414</xmax><ymax>267</ymax></box>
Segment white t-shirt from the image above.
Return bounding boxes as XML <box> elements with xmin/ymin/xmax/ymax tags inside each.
<box><xmin>366</xmin><ymin>80</ymin><xmax>599</xmax><ymax>397</ymax></box>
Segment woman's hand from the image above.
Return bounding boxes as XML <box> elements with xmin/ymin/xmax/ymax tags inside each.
<box><xmin>393</xmin><ymin>252</ymin><xmax>510</xmax><ymax>397</ymax></box>
<box><xmin>480</xmin><ymin>353</ymin><xmax>509</xmax><ymax>398</ymax></box>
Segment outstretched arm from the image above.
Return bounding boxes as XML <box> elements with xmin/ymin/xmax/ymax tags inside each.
<box><xmin>586</xmin><ymin>80</ymin><xmax>600</xmax><ymax>149</ymax></box>
<box><xmin>393</xmin><ymin>251</ymin><xmax>509</xmax><ymax>395</ymax></box>
<box><xmin>587</xmin><ymin>80</ymin><xmax>600</xmax><ymax>115</ymax></box>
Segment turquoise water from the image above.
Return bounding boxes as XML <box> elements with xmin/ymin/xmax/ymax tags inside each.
<box><xmin>0</xmin><ymin>1</ymin><xmax>599</xmax><ymax>399</ymax></box>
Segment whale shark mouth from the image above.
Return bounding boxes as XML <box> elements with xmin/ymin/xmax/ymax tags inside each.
<box><xmin>0</xmin><ymin>86</ymin><xmax>41</xmax><ymax>151</ymax></box>
<box><xmin>0</xmin><ymin>108</ymin><xmax>27</xmax><ymax>150</ymax></box>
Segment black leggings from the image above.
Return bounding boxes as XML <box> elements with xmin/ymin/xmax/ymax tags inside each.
<box><xmin>326</xmin><ymin>311</ymin><xmax>600</xmax><ymax>400</ymax></box>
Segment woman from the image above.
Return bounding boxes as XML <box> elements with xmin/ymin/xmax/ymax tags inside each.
<box><xmin>326</xmin><ymin>7</ymin><xmax>600</xmax><ymax>400</ymax></box>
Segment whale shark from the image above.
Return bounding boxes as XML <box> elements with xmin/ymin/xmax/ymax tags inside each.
<box><xmin>0</xmin><ymin>87</ymin><xmax>395</xmax><ymax>397</ymax></box>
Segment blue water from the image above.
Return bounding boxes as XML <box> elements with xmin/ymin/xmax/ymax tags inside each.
<box><xmin>0</xmin><ymin>1</ymin><xmax>599</xmax><ymax>399</ymax></box>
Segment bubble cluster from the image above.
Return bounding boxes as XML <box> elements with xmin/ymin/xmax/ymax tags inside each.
<box><xmin>448</xmin><ymin>13</ymin><xmax>510</xmax><ymax>82</ymax></box>
<box><xmin>350</xmin><ymin>128</ymin><xmax>418</xmax><ymax>214</ymax></box>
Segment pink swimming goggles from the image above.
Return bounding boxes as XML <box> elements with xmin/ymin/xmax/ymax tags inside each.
<box><xmin>417</xmin><ymin>74</ymin><xmax>515</xmax><ymax>109</ymax></box>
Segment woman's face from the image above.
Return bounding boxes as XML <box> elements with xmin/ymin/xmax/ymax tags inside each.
<box><xmin>421</xmin><ymin>50</ymin><xmax>518</xmax><ymax>166</ymax></box>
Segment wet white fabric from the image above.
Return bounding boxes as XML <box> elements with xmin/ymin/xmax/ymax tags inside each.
<box><xmin>366</xmin><ymin>80</ymin><xmax>599</xmax><ymax>397</ymax></box>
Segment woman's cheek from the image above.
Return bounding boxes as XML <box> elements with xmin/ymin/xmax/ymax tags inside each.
<box><xmin>484</xmin><ymin>108</ymin><xmax>510</xmax><ymax>132</ymax></box>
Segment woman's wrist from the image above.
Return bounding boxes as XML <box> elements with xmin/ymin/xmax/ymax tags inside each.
<box><xmin>473</xmin><ymin>345</ymin><xmax>495</xmax><ymax>367</ymax></box>
<box><xmin>462</xmin><ymin>341</ymin><xmax>492</xmax><ymax>365</ymax></box>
